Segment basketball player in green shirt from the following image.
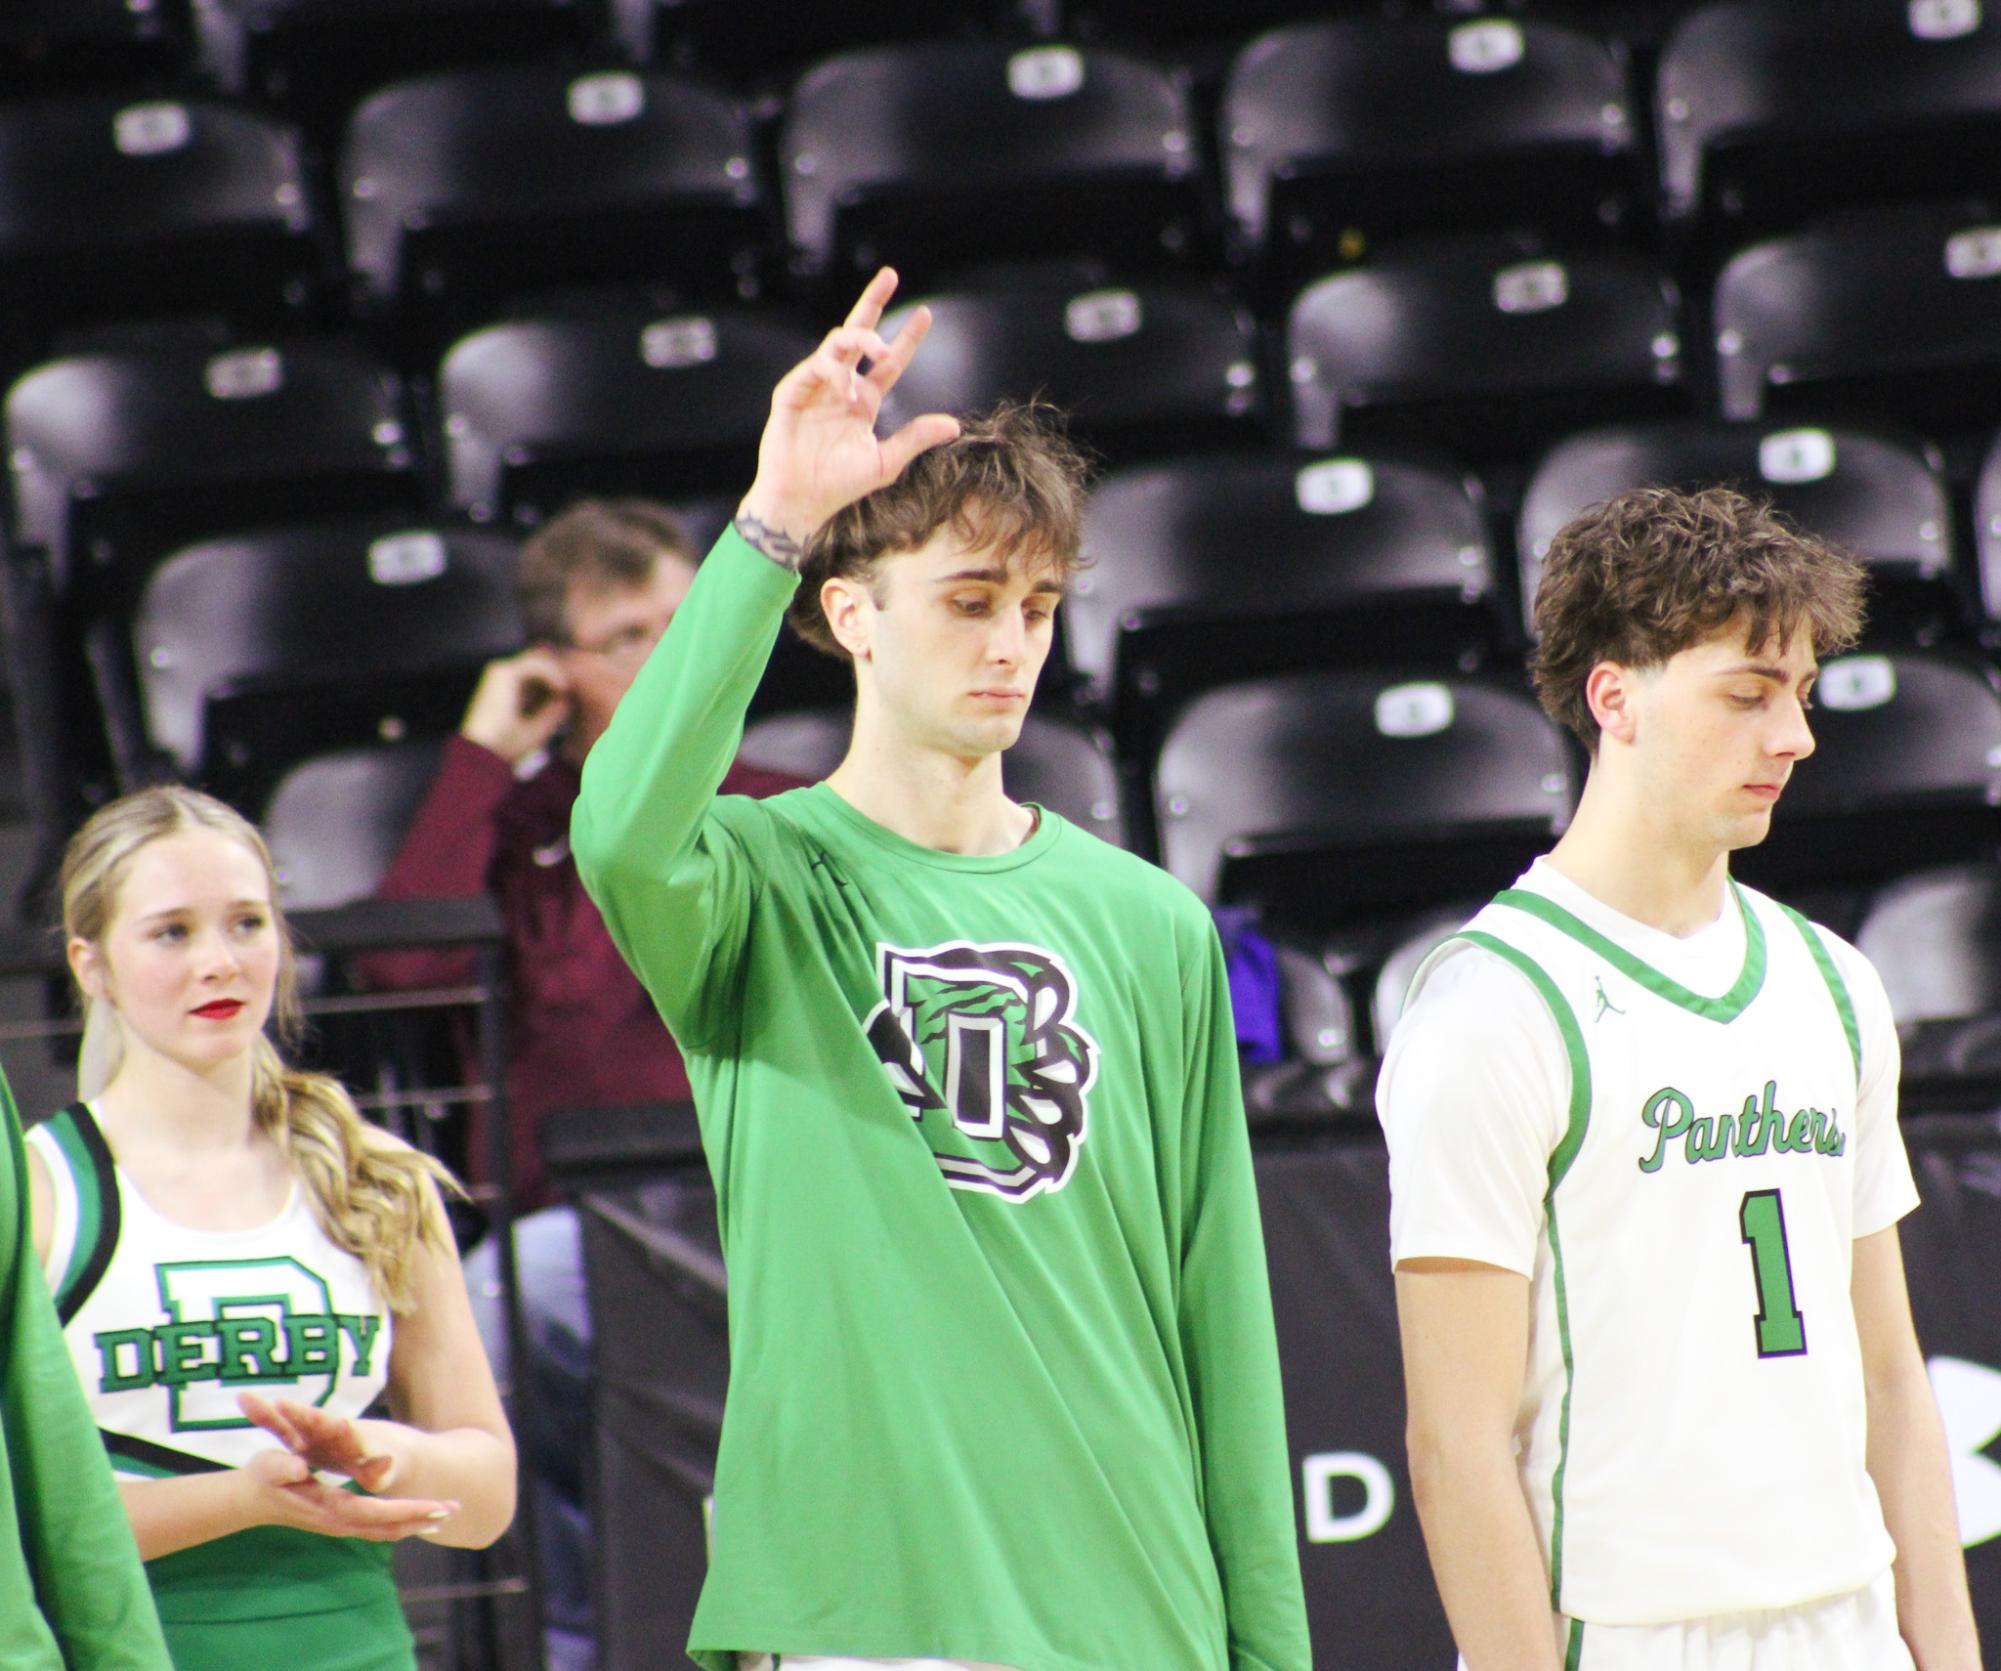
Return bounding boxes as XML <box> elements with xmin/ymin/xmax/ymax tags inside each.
<box><xmin>572</xmin><ymin>270</ymin><xmax>1310</xmax><ymax>1671</ymax></box>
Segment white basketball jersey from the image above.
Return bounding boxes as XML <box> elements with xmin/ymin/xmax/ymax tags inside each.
<box><xmin>1405</xmin><ymin>878</ymin><xmax>1898</xmax><ymax>1625</ymax></box>
<box><xmin>26</xmin><ymin>1102</ymin><xmax>392</xmax><ymax>1482</ymax></box>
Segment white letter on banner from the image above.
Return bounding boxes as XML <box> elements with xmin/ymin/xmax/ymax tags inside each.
<box><xmin>1303</xmin><ymin>1450</ymin><xmax>1396</xmax><ymax>1542</ymax></box>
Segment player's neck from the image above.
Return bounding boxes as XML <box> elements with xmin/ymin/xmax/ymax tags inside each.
<box><xmin>95</xmin><ymin>1045</ymin><xmax>259</xmax><ymax>1163</ymax></box>
<box><xmin>1544</xmin><ymin>776</ymin><xmax>1732</xmax><ymax>939</ymax></box>
<box><xmin>826</xmin><ymin>725</ymin><xmax>1033</xmax><ymax>856</ymax></box>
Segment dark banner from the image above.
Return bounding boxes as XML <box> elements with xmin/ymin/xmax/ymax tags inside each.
<box><xmin>1899</xmin><ymin>1117</ymin><xmax>2001</xmax><ymax>1630</ymax></box>
<box><xmin>580</xmin><ymin>1123</ymin><xmax>2001</xmax><ymax>1668</ymax></box>
<box><xmin>1254</xmin><ymin>1140</ymin><xmax>1454</xmax><ymax>1668</ymax></box>
<box><xmin>579</xmin><ymin>1176</ymin><xmax>728</xmax><ymax>1671</ymax></box>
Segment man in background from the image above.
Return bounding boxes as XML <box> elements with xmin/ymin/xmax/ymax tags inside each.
<box><xmin>361</xmin><ymin>498</ymin><xmax>796</xmax><ymax>1209</ymax></box>
<box><xmin>359</xmin><ymin>498</ymin><xmax>797</xmax><ymax>1671</ymax></box>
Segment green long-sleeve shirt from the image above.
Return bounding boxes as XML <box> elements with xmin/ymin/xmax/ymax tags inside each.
<box><xmin>573</xmin><ymin>528</ymin><xmax>1310</xmax><ymax>1671</ymax></box>
<box><xmin>0</xmin><ymin>1068</ymin><xmax>171</xmax><ymax>1670</ymax></box>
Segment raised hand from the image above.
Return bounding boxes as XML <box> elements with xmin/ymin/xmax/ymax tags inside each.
<box><xmin>239</xmin><ymin>1391</ymin><xmax>400</xmax><ymax>1495</ymax></box>
<box><xmin>459</xmin><ymin>646</ymin><xmax>572</xmax><ymax>765</ymax></box>
<box><xmin>736</xmin><ymin>267</ymin><xmax>962</xmax><ymax>564</ymax></box>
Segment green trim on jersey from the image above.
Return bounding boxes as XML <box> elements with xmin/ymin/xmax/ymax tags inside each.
<box><xmin>104</xmin><ymin>1428</ymin><xmax>226</xmax><ymax>1480</ymax></box>
<box><xmin>1565</xmin><ymin>1618</ymin><xmax>1585</xmax><ymax>1669</ymax></box>
<box><xmin>1494</xmin><ymin>883</ymin><xmax>1767</xmax><ymax>1023</ymax></box>
<box><xmin>43</xmin><ymin>1103</ymin><xmax>118</xmax><ymax>1324</ymax></box>
<box><xmin>1459</xmin><ymin>932</ymin><xmax>1592</xmax><ymax>1189</ymax></box>
<box><xmin>103</xmin><ymin>1448</ymin><xmax>175</xmax><ymax>1481</ymax></box>
<box><xmin>1778</xmin><ymin>904</ymin><xmax>1861</xmax><ymax>1081</ymax></box>
<box><xmin>1461</xmin><ymin>928</ymin><xmax>1591</xmax><ymax>1609</ymax></box>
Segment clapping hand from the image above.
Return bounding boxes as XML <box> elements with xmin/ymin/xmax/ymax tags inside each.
<box><xmin>241</xmin><ymin>1391</ymin><xmax>400</xmax><ymax>1492</ymax></box>
<box><xmin>237</xmin><ymin>1394</ymin><xmax>456</xmax><ymax>1543</ymax></box>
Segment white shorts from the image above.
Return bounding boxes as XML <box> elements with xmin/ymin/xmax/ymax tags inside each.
<box><xmin>738</xmin><ymin>1659</ymin><xmax>1021</xmax><ymax>1671</ymax></box>
<box><xmin>1458</xmin><ymin>1568</ymin><xmax>1912</xmax><ymax>1670</ymax></box>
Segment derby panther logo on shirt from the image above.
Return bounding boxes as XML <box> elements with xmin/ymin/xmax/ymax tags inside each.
<box><xmin>865</xmin><ymin>940</ymin><xmax>1100</xmax><ymax>1202</ymax></box>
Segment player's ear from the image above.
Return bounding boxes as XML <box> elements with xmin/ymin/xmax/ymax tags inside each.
<box><xmin>1586</xmin><ymin>660</ymin><xmax>1639</xmax><ymax>747</ymax></box>
<box><xmin>68</xmin><ymin>936</ymin><xmax>107</xmax><ymax>1003</ymax></box>
<box><xmin>822</xmin><ymin>574</ymin><xmax>873</xmax><ymax>662</ymax></box>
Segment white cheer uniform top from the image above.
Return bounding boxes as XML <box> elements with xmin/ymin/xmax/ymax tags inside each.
<box><xmin>1378</xmin><ymin>861</ymin><xmax>1918</xmax><ymax>1625</ymax></box>
<box><xmin>26</xmin><ymin>1101</ymin><xmax>392</xmax><ymax>1483</ymax></box>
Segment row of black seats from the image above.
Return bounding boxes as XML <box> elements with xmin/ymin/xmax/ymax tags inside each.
<box><xmin>1079</xmin><ymin>428</ymin><xmax>2001</xmax><ymax>733</ymax></box>
<box><xmin>13</xmin><ymin>324</ymin><xmax>2001</xmax><ymax>835</ymax></box>
<box><xmin>0</xmin><ymin>0</ymin><xmax>1860</xmax><ymax>107</ymax></box>
<box><xmin>10</xmin><ymin>209</ymin><xmax>2001</xmax><ymax>526</ymax></box>
<box><xmin>4</xmin><ymin>3</ymin><xmax>2001</xmax><ymax>364</ymax></box>
<box><xmin>16</xmin><ymin>210</ymin><xmax>2001</xmax><ymax>534</ymax></box>
<box><xmin>12</xmin><ymin>249</ymin><xmax>2001</xmax><ymax>617</ymax></box>
<box><xmin>3</xmin><ymin>0</ymin><xmax>1060</xmax><ymax>95</ymax></box>
<box><xmin>62</xmin><ymin>495</ymin><xmax>2001</xmax><ymax>899</ymax></box>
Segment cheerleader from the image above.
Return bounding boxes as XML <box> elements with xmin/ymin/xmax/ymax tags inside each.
<box><xmin>28</xmin><ymin>786</ymin><xmax>515</xmax><ymax>1670</ymax></box>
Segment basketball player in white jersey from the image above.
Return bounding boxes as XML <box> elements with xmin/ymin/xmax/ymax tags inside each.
<box><xmin>1378</xmin><ymin>487</ymin><xmax>1982</xmax><ymax>1670</ymax></box>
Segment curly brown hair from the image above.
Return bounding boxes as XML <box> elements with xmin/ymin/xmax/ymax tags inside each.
<box><xmin>786</xmin><ymin>401</ymin><xmax>1093</xmax><ymax>658</ymax></box>
<box><xmin>1530</xmin><ymin>486</ymin><xmax>1868</xmax><ymax>751</ymax></box>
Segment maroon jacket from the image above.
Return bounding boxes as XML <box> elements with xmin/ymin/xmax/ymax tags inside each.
<box><xmin>355</xmin><ymin>733</ymin><xmax>800</xmax><ymax>1210</ymax></box>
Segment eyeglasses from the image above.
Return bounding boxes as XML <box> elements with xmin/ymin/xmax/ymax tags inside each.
<box><xmin>567</xmin><ymin>620</ymin><xmax>667</xmax><ymax>668</ymax></box>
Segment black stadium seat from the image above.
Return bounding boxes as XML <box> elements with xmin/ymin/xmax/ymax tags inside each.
<box><xmin>1151</xmin><ymin>669</ymin><xmax>1574</xmax><ymax>929</ymax></box>
<box><xmin>1658</xmin><ymin>0</ymin><xmax>2001</xmax><ymax>256</ymax></box>
<box><xmin>131</xmin><ymin>520</ymin><xmax>521</xmax><ymax>808</ymax></box>
<box><xmin>877</xmin><ymin>280</ymin><xmax>1263</xmax><ymax>464</ymax></box>
<box><xmin>1711</xmin><ymin>202</ymin><xmax>2001</xmax><ymax>438</ymax></box>
<box><xmin>739</xmin><ymin>706</ymin><xmax>1128</xmax><ymax>848</ymax></box>
<box><xmin>779</xmin><ymin>40</ymin><xmax>1209</xmax><ymax>288</ymax></box>
<box><xmin>1854</xmin><ymin>862</ymin><xmax>2001</xmax><ymax>1108</ymax></box>
<box><xmin>1369</xmin><ymin>901</ymin><xmax>1488</xmax><ymax>1063</ymax></box>
<box><xmin>3</xmin><ymin>335</ymin><xmax>421</xmax><ymax>823</ymax></box>
<box><xmin>1519</xmin><ymin>422</ymin><xmax>1966</xmax><ymax>642</ymax></box>
<box><xmin>256</xmin><ymin>733</ymin><xmax>477</xmax><ymax>1133</ymax></box>
<box><xmin>1222</xmin><ymin>16</ymin><xmax>1643</xmax><ymax>285</ymax></box>
<box><xmin>0</xmin><ymin>95</ymin><xmax>325</xmax><ymax>368</ymax></box>
<box><xmin>263</xmin><ymin>739</ymin><xmax>448</xmax><ymax>913</ymax></box>
<box><xmin>1285</xmin><ymin>245</ymin><xmax>1687</xmax><ymax>461</ymax></box>
<box><xmin>436</xmin><ymin>302</ymin><xmax>816</xmax><ymax>524</ymax></box>
<box><xmin>194</xmin><ymin>0</ymin><xmax>593</xmax><ymax>133</ymax></box>
<box><xmin>341</xmin><ymin>63</ymin><xmax>767</xmax><ymax>353</ymax></box>
<box><xmin>6</xmin><ymin>337</ymin><xmax>421</xmax><ymax>600</ymax></box>
<box><xmin>1074</xmin><ymin>451</ymin><xmax>1502</xmax><ymax>743</ymax></box>
<box><xmin>1736</xmin><ymin>650</ymin><xmax>2001</xmax><ymax>897</ymax></box>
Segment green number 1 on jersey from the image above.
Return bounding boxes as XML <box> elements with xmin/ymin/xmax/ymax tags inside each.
<box><xmin>1739</xmin><ymin>1188</ymin><xmax>1807</xmax><ymax>1358</ymax></box>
